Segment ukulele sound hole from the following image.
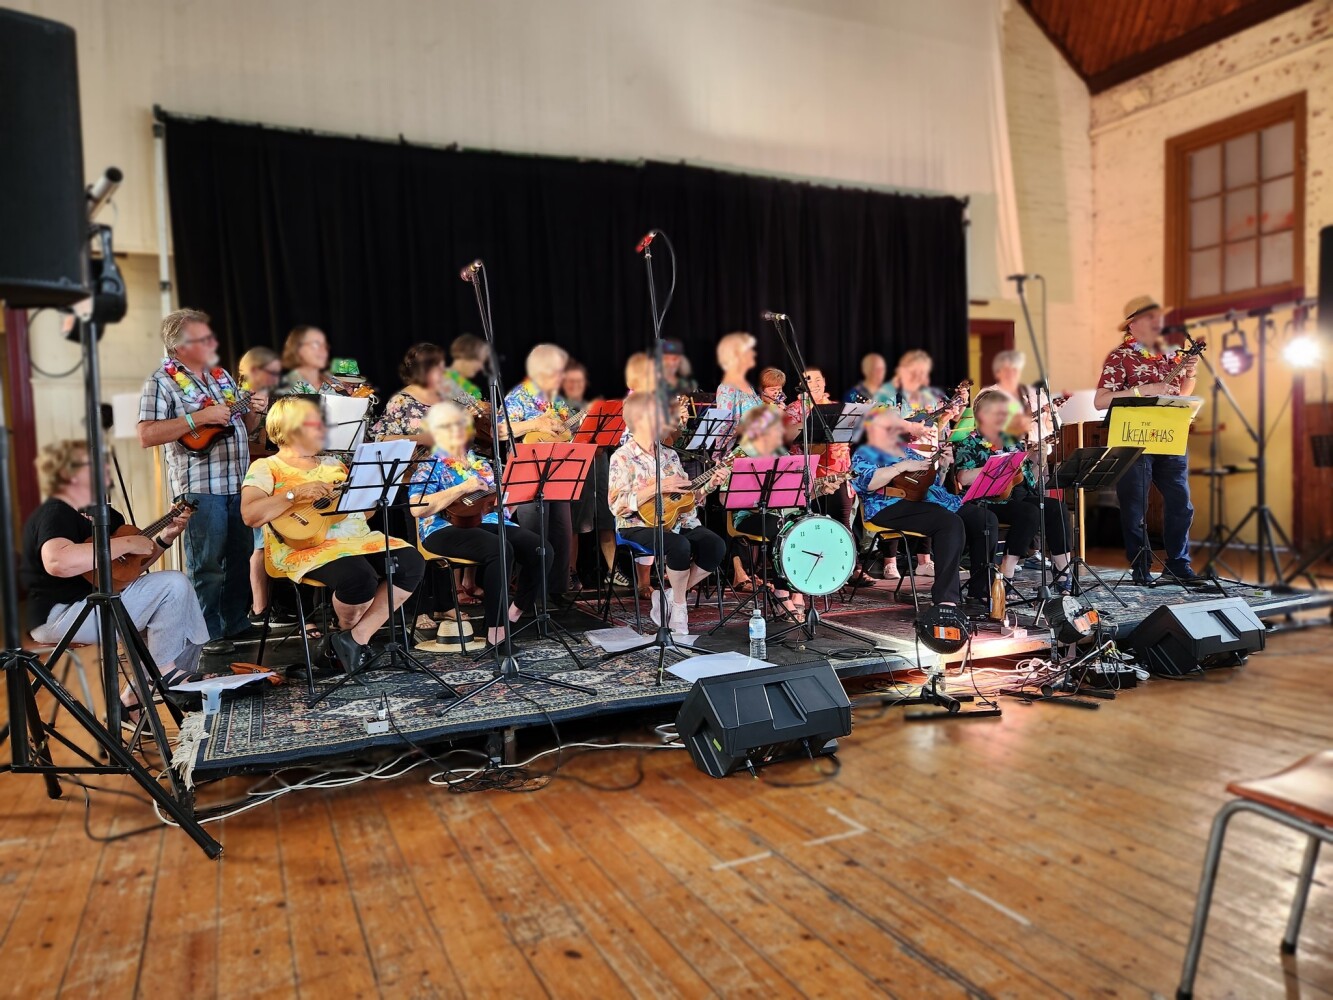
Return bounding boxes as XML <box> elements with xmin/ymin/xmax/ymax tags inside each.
<box><xmin>314</xmin><ymin>498</ymin><xmax>332</xmax><ymax>510</ymax></box>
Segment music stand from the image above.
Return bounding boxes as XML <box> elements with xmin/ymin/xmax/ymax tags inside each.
<box><xmin>706</xmin><ymin>455</ymin><xmax>812</xmax><ymax>633</ymax></box>
<box><xmin>502</xmin><ymin>441</ymin><xmax>597</xmax><ymax>661</ymax></box>
<box><xmin>792</xmin><ymin>403</ymin><xmax>869</xmax><ymax>449</ymax></box>
<box><xmin>1048</xmin><ymin>446</ymin><xmax>1141</xmax><ymax>605</ymax></box>
<box><xmin>306</xmin><ymin>442</ymin><xmax>462</xmax><ymax>708</ymax></box>
<box><xmin>573</xmin><ymin>399</ymin><xmax>626</xmax><ymax>448</ymax></box>
<box><xmin>682</xmin><ymin>407</ymin><xmax>737</xmax><ymax>457</ymax></box>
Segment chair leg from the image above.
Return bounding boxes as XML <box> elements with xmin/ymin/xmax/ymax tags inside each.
<box><xmin>899</xmin><ymin>537</ymin><xmax>920</xmax><ymax>614</ymax></box>
<box><xmin>257</xmin><ymin>602</ymin><xmax>273</xmax><ymax>663</ymax></box>
<box><xmin>291</xmin><ymin>580</ymin><xmax>316</xmax><ymax>699</ymax></box>
<box><xmin>1177</xmin><ymin>801</ymin><xmax>1244</xmax><ymax>999</ymax></box>
<box><xmin>449</xmin><ymin>567</ymin><xmax>469</xmax><ymax>653</ymax></box>
<box><xmin>1282</xmin><ymin>835</ymin><xmax>1322</xmax><ymax>954</ymax></box>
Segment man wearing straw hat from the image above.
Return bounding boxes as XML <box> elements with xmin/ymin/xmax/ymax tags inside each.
<box><xmin>1094</xmin><ymin>295</ymin><xmax>1206</xmax><ymax>588</ymax></box>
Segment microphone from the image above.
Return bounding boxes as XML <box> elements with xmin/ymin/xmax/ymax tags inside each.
<box><xmin>1007</xmin><ymin>273</ymin><xmax>1040</xmax><ymax>281</ymax></box>
<box><xmin>86</xmin><ymin>166</ymin><xmax>123</xmax><ymax>220</ymax></box>
<box><xmin>459</xmin><ymin>259</ymin><xmax>482</xmax><ymax>283</ymax></box>
<box><xmin>761</xmin><ymin>310</ymin><xmax>787</xmax><ymax>322</ymax></box>
<box><xmin>635</xmin><ymin>230</ymin><xmax>658</xmax><ymax>254</ymax></box>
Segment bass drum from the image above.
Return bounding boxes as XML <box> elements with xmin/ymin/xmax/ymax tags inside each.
<box><xmin>772</xmin><ymin>515</ymin><xmax>857</xmax><ymax>596</ymax></box>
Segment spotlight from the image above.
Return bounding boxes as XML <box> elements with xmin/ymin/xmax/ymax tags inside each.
<box><xmin>1046</xmin><ymin>596</ymin><xmax>1100</xmax><ymax>644</ymax></box>
<box><xmin>915</xmin><ymin>604</ymin><xmax>970</xmax><ymax>654</ymax></box>
<box><xmin>1219</xmin><ymin>328</ymin><xmax>1253</xmax><ymax>376</ymax></box>
<box><xmin>1283</xmin><ymin>333</ymin><xmax>1322</xmax><ymax>370</ymax></box>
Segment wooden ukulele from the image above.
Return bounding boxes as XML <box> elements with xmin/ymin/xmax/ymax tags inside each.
<box><xmin>1159</xmin><ymin>338</ymin><xmax>1207</xmax><ymax>388</ymax></box>
<box><xmin>178</xmin><ymin>392</ymin><xmax>252</xmax><ymax>453</ymax></box>
<box><xmin>879</xmin><ymin>444</ymin><xmax>948</xmax><ymax>502</ymax></box>
<box><xmin>443</xmin><ymin>484</ymin><xmax>499</xmax><ymax>529</ymax></box>
<box><xmin>523</xmin><ymin>407</ymin><xmax>589</xmax><ymax>444</ymax></box>
<box><xmin>637</xmin><ymin>451</ymin><xmax>740</xmax><ymax>530</ymax></box>
<box><xmin>811</xmin><ymin>471</ymin><xmax>852</xmax><ymax>497</ymax></box>
<box><xmin>269</xmin><ymin>482</ymin><xmax>351</xmax><ymax>549</ymax></box>
<box><xmin>905</xmin><ymin>379</ymin><xmax>973</xmax><ymax>425</ymax></box>
<box><xmin>84</xmin><ymin>497</ymin><xmax>198</xmax><ymax>592</ymax></box>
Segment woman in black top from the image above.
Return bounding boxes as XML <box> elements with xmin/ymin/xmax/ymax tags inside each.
<box><xmin>22</xmin><ymin>440</ymin><xmax>208</xmax><ymax>720</ymax></box>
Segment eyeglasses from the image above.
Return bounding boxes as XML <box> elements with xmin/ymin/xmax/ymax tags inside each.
<box><xmin>182</xmin><ymin>334</ymin><xmax>217</xmax><ymax>346</ymax></box>
<box><xmin>436</xmin><ymin>420</ymin><xmax>470</xmax><ymax>431</ymax></box>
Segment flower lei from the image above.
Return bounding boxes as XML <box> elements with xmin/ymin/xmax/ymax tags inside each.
<box><xmin>525</xmin><ymin>380</ymin><xmax>570</xmax><ymax>421</ymax></box>
<box><xmin>1123</xmin><ymin>333</ymin><xmax>1158</xmax><ymax>360</ymax></box>
<box><xmin>444</xmin><ymin>452</ymin><xmax>492</xmax><ymax>486</ymax></box>
<box><xmin>162</xmin><ymin>359</ymin><xmax>238</xmax><ymax>404</ymax></box>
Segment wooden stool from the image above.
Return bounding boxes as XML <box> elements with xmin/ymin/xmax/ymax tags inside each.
<box><xmin>1177</xmin><ymin>750</ymin><xmax>1333</xmax><ymax>998</ymax></box>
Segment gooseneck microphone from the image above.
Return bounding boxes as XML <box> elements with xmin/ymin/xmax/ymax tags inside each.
<box><xmin>761</xmin><ymin>310</ymin><xmax>787</xmax><ymax>322</ymax></box>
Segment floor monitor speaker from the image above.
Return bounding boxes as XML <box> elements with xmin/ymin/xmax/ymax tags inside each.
<box><xmin>1127</xmin><ymin>597</ymin><xmax>1265</xmax><ymax>677</ymax></box>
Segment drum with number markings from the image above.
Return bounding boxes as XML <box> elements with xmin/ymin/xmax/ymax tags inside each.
<box><xmin>772</xmin><ymin>514</ymin><xmax>857</xmax><ymax>596</ymax></box>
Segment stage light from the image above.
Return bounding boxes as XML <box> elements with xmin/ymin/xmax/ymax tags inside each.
<box><xmin>1283</xmin><ymin>333</ymin><xmax>1322</xmax><ymax>369</ymax></box>
<box><xmin>915</xmin><ymin>604</ymin><xmax>970</xmax><ymax>654</ymax></box>
<box><xmin>1219</xmin><ymin>329</ymin><xmax>1253</xmax><ymax>376</ymax></box>
<box><xmin>1046</xmin><ymin>596</ymin><xmax>1100</xmax><ymax>644</ymax></box>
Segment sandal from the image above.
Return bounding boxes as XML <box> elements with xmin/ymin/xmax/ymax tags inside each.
<box><xmin>733</xmin><ymin>578</ymin><xmax>757</xmax><ymax>594</ymax></box>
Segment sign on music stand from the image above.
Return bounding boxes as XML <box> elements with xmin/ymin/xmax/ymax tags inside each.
<box><xmin>573</xmin><ymin>399</ymin><xmax>625</xmax><ymax>448</ymax></box>
<box><xmin>501</xmin><ymin>441</ymin><xmax>597</xmax><ymax>656</ymax></box>
<box><xmin>1104</xmin><ymin>396</ymin><xmax>1203</xmax><ymax>456</ymax></box>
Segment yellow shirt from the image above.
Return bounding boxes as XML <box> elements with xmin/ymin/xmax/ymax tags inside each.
<box><xmin>243</xmin><ymin>455</ymin><xmax>408</xmax><ymax>581</ymax></box>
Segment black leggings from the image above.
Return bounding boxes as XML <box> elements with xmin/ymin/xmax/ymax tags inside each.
<box><xmin>513</xmin><ymin>500</ymin><xmax>572</xmax><ymax>595</ymax></box>
<box><xmin>870</xmin><ymin>501</ymin><xmax>996</xmax><ymax>605</ymax></box>
<box><xmin>620</xmin><ymin>526</ymin><xmax>727</xmax><ymax>574</ymax></box>
<box><xmin>984</xmin><ymin>488</ymin><xmax>1069</xmax><ymax>561</ymax></box>
<box><xmin>304</xmin><ymin>548</ymin><xmax>425</xmax><ymax>605</ymax></box>
<box><xmin>423</xmin><ymin>523</ymin><xmax>548</xmax><ymax>629</ymax></box>
<box><xmin>817</xmin><ymin>483</ymin><xmax>855</xmax><ymax>531</ymax></box>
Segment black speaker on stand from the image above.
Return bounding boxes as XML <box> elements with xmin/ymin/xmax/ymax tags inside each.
<box><xmin>675</xmin><ymin>662</ymin><xmax>852</xmax><ymax>778</ymax></box>
<box><xmin>1127</xmin><ymin>597</ymin><xmax>1265</xmax><ymax>677</ymax></box>
<box><xmin>0</xmin><ymin>9</ymin><xmax>89</xmax><ymax>306</ymax></box>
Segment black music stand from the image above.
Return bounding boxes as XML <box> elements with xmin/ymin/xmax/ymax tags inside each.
<box><xmin>306</xmin><ymin>445</ymin><xmax>461</xmax><ymax>708</ymax></box>
<box><xmin>680</xmin><ymin>407</ymin><xmax>737</xmax><ymax>461</ymax></box>
<box><xmin>1048</xmin><ymin>446</ymin><xmax>1141</xmax><ymax>606</ymax></box>
<box><xmin>502</xmin><ymin>441</ymin><xmax>597</xmax><ymax>663</ymax></box>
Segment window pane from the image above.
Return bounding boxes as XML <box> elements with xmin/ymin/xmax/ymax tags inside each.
<box><xmin>1260</xmin><ymin>176</ymin><xmax>1294</xmax><ymax>233</ymax></box>
<box><xmin>1225</xmin><ymin>133</ymin><xmax>1257</xmax><ymax>188</ymax></box>
<box><xmin>1260</xmin><ymin>230</ymin><xmax>1293</xmax><ymax>286</ymax></box>
<box><xmin>1224</xmin><ymin>239</ymin><xmax>1257</xmax><ymax>292</ymax></box>
<box><xmin>1225</xmin><ymin>187</ymin><xmax>1257</xmax><ymax>241</ymax></box>
<box><xmin>1261</xmin><ymin>120</ymin><xmax>1294</xmax><ymax>178</ymax></box>
<box><xmin>1190</xmin><ymin>144</ymin><xmax>1221</xmax><ymax>198</ymax></box>
<box><xmin>1190</xmin><ymin>247</ymin><xmax>1221</xmax><ymax>299</ymax></box>
<box><xmin>1190</xmin><ymin>196</ymin><xmax>1221</xmax><ymax>248</ymax></box>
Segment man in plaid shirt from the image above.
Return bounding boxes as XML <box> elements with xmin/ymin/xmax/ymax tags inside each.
<box><xmin>1094</xmin><ymin>294</ymin><xmax>1205</xmax><ymax>589</ymax></box>
<box><xmin>138</xmin><ymin>309</ymin><xmax>269</xmax><ymax>652</ymax></box>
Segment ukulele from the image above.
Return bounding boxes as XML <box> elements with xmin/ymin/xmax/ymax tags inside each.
<box><xmin>523</xmin><ymin>407</ymin><xmax>589</xmax><ymax>444</ymax></box>
<box><xmin>1158</xmin><ymin>338</ymin><xmax>1208</xmax><ymax>389</ymax></box>
<box><xmin>178</xmin><ymin>391</ymin><xmax>253</xmax><ymax>453</ymax></box>
<box><xmin>637</xmin><ymin>451</ymin><xmax>740</xmax><ymax>530</ymax></box>
<box><xmin>269</xmin><ymin>481</ymin><xmax>351</xmax><ymax>549</ymax></box>
<box><xmin>84</xmin><ymin>497</ymin><xmax>198</xmax><ymax>593</ymax></box>
<box><xmin>811</xmin><ymin>471</ymin><xmax>852</xmax><ymax>497</ymax></box>
<box><xmin>442</xmin><ymin>385</ymin><xmax>495</xmax><ymax>450</ymax></box>
<box><xmin>442</xmin><ymin>483</ymin><xmax>499</xmax><ymax>529</ymax></box>
<box><xmin>904</xmin><ymin>379</ymin><xmax>973</xmax><ymax>425</ymax></box>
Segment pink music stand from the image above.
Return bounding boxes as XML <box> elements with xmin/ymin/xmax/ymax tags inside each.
<box><xmin>724</xmin><ymin>454</ymin><xmax>819</xmax><ymax>510</ymax></box>
<box><xmin>960</xmin><ymin>451</ymin><xmax>1027</xmax><ymax>504</ymax></box>
<box><xmin>573</xmin><ymin>399</ymin><xmax>625</xmax><ymax>447</ymax></box>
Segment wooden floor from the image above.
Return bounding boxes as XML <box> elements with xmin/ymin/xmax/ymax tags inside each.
<box><xmin>2</xmin><ymin>562</ymin><xmax>1332</xmax><ymax>997</ymax></box>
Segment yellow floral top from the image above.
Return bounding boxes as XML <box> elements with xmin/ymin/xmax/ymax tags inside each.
<box><xmin>243</xmin><ymin>455</ymin><xmax>409</xmax><ymax>581</ymax></box>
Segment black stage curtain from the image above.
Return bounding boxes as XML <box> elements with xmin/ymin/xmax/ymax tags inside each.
<box><xmin>163</xmin><ymin>116</ymin><xmax>968</xmax><ymax>398</ymax></box>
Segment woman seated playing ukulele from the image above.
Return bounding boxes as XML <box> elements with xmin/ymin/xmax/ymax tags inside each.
<box><xmin>408</xmin><ymin>401</ymin><xmax>550</xmax><ymax>647</ymax></box>
<box><xmin>953</xmin><ymin>389</ymin><xmax>1071</xmax><ymax>594</ymax></box>
<box><xmin>22</xmin><ymin>440</ymin><xmax>206</xmax><ymax>727</ymax></box>
<box><xmin>608</xmin><ymin>392</ymin><xmax>728</xmax><ymax>635</ymax></box>
<box><xmin>241</xmin><ymin>397</ymin><xmax>425</xmax><ymax>676</ymax></box>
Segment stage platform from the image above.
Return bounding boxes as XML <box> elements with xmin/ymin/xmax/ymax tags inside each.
<box><xmin>183</xmin><ymin>566</ymin><xmax>1333</xmax><ymax>781</ymax></box>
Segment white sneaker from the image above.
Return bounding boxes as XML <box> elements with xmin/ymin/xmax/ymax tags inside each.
<box><xmin>648</xmin><ymin>588</ymin><xmax>674</xmax><ymax>627</ymax></box>
<box><xmin>883</xmin><ymin>561</ymin><xmax>902</xmax><ymax>580</ymax></box>
<box><xmin>668</xmin><ymin>602</ymin><xmax>690</xmax><ymax>635</ymax></box>
<box><xmin>914</xmin><ymin>561</ymin><xmax>936</xmax><ymax>578</ymax></box>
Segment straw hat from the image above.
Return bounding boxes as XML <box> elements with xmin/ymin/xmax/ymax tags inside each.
<box><xmin>1118</xmin><ymin>295</ymin><xmax>1161</xmax><ymax>332</ymax></box>
<box><xmin>416</xmin><ymin>617</ymin><xmax>488</xmax><ymax>653</ymax></box>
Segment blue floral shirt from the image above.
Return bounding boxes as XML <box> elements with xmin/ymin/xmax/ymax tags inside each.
<box><xmin>954</xmin><ymin>431</ymin><xmax>1036</xmax><ymax>496</ymax></box>
<box><xmin>714</xmin><ymin>382</ymin><xmax>763</xmax><ymax>420</ymax></box>
<box><xmin>408</xmin><ymin>448</ymin><xmax>514</xmax><ymax>539</ymax></box>
<box><xmin>851</xmin><ymin>444</ymin><xmax>961</xmax><ymax>521</ymax></box>
<box><xmin>504</xmin><ymin>378</ymin><xmax>570</xmax><ymax>424</ymax></box>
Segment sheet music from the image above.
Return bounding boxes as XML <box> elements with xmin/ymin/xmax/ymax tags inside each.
<box><xmin>322</xmin><ymin>394</ymin><xmax>372</xmax><ymax>452</ymax></box>
<box><xmin>685</xmin><ymin>407</ymin><xmax>736</xmax><ymax>451</ymax></box>
<box><xmin>336</xmin><ymin>439</ymin><xmax>419</xmax><ymax>513</ymax></box>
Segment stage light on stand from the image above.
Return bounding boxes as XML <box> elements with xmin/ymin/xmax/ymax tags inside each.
<box><xmin>1046</xmin><ymin>596</ymin><xmax>1100</xmax><ymax>645</ymax></box>
<box><xmin>915</xmin><ymin>604</ymin><xmax>970</xmax><ymax>654</ymax></box>
<box><xmin>1283</xmin><ymin>333</ymin><xmax>1322</xmax><ymax>370</ymax></box>
<box><xmin>1219</xmin><ymin>328</ymin><xmax>1253</xmax><ymax>376</ymax></box>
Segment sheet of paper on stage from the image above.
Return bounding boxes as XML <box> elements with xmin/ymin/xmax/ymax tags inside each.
<box><xmin>667</xmin><ymin>651</ymin><xmax>775</xmax><ymax>682</ymax></box>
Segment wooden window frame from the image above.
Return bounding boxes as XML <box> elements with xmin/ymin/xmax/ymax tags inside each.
<box><xmin>1165</xmin><ymin>92</ymin><xmax>1306</xmax><ymax>319</ymax></box>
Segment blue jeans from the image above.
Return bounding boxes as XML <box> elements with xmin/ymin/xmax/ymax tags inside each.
<box><xmin>182</xmin><ymin>492</ymin><xmax>252</xmax><ymax>639</ymax></box>
<box><xmin>1115</xmin><ymin>453</ymin><xmax>1194</xmax><ymax>578</ymax></box>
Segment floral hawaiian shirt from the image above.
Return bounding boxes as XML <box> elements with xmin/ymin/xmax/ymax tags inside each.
<box><xmin>1096</xmin><ymin>337</ymin><xmax>1184</xmax><ymax>394</ymax></box>
<box><xmin>504</xmin><ymin>378</ymin><xmax>571</xmax><ymax>424</ymax></box>
<box><xmin>408</xmin><ymin>448</ymin><xmax>514</xmax><ymax>539</ymax></box>
<box><xmin>608</xmin><ymin>437</ymin><xmax>699</xmax><ymax>532</ymax></box>
<box><xmin>714</xmin><ymin>382</ymin><xmax>763</xmax><ymax>420</ymax></box>
<box><xmin>445</xmin><ymin>368</ymin><xmax>483</xmax><ymax>400</ymax></box>
<box><xmin>953</xmin><ymin>430</ymin><xmax>1036</xmax><ymax>496</ymax></box>
<box><xmin>370</xmin><ymin>390</ymin><xmax>431</xmax><ymax>441</ymax></box>
<box><xmin>851</xmin><ymin>444</ymin><xmax>960</xmax><ymax>521</ymax></box>
<box><xmin>783</xmin><ymin>397</ymin><xmax>851</xmax><ymax>475</ymax></box>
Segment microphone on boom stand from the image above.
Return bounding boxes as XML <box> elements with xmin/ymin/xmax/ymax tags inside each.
<box><xmin>635</xmin><ymin>230</ymin><xmax>658</xmax><ymax>255</ymax></box>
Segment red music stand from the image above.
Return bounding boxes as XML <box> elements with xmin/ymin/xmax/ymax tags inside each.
<box><xmin>573</xmin><ymin>400</ymin><xmax>626</xmax><ymax>447</ymax></box>
<box><xmin>501</xmin><ymin>442</ymin><xmax>597</xmax><ymax>654</ymax></box>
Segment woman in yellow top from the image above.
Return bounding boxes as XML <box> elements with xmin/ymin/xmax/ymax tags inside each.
<box><xmin>241</xmin><ymin>396</ymin><xmax>425</xmax><ymax>675</ymax></box>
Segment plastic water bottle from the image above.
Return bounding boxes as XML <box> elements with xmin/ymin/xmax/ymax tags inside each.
<box><xmin>748</xmin><ymin>607</ymin><xmax>767</xmax><ymax>661</ymax></box>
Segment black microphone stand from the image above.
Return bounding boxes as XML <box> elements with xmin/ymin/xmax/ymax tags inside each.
<box><xmin>598</xmin><ymin>231</ymin><xmax>700</xmax><ymax>684</ymax></box>
<box><xmin>440</xmin><ymin>262</ymin><xmax>594</xmax><ymax>715</ymax></box>
<box><xmin>766</xmin><ymin>312</ymin><xmax>874</xmax><ymax>647</ymax></box>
